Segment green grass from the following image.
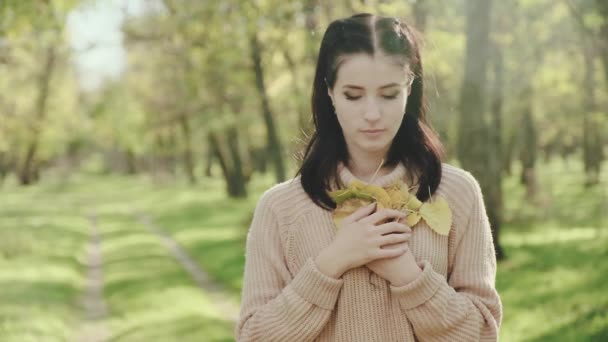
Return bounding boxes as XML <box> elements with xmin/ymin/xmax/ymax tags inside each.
<box><xmin>496</xmin><ymin>158</ymin><xmax>608</xmax><ymax>341</ymax></box>
<box><xmin>0</xmin><ymin>173</ymin><xmax>251</xmax><ymax>341</ymax></box>
<box><xmin>0</xmin><ymin>157</ymin><xmax>606</xmax><ymax>341</ymax></box>
<box><xmin>0</xmin><ymin>193</ymin><xmax>88</xmax><ymax>341</ymax></box>
<box><xmin>100</xmin><ymin>215</ymin><xmax>234</xmax><ymax>342</ymax></box>
<box><xmin>498</xmin><ymin>225</ymin><xmax>608</xmax><ymax>341</ymax></box>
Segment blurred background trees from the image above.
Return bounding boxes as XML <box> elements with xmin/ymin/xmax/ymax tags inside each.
<box><xmin>3</xmin><ymin>0</ymin><xmax>608</xmax><ymax>280</ymax></box>
<box><xmin>1</xmin><ymin>1</ymin><xmax>607</xmax><ymax>340</ymax></box>
<box><xmin>3</xmin><ymin>0</ymin><xmax>607</xmax><ymax>256</ymax></box>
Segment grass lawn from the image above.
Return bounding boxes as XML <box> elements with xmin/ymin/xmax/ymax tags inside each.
<box><xmin>0</xmin><ymin>157</ymin><xmax>606</xmax><ymax>341</ymax></box>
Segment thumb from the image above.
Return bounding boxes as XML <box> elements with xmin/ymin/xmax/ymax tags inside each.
<box><xmin>347</xmin><ymin>202</ymin><xmax>377</xmax><ymax>222</ymax></box>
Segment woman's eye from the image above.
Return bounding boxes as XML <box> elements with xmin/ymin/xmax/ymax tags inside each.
<box><xmin>344</xmin><ymin>94</ymin><xmax>361</xmax><ymax>101</ymax></box>
<box><xmin>382</xmin><ymin>93</ymin><xmax>399</xmax><ymax>100</ymax></box>
<box><xmin>343</xmin><ymin>92</ymin><xmax>398</xmax><ymax>100</ymax></box>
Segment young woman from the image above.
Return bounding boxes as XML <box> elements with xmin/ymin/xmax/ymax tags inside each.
<box><xmin>236</xmin><ymin>13</ymin><xmax>502</xmax><ymax>341</ymax></box>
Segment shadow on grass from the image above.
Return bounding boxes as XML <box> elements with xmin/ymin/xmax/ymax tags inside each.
<box><xmin>104</xmin><ymin>265</ymin><xmax>193</xmax><ymax>306</ymax></box>
<box><xmin>529</xmin><ymin>303</ymin><xmax>608</xmax><ymax>342</ymax></box>
<box><xmin>0</xmin><ymin>218</ymin><xmax>89</xmax><ymax>260</ymax></box>
<box><xmin>101</xmin><ymin>226</ymin><xmax>194</xmax><ymax>310</ymax></box>
<box><xmin>187</xmin><ymin>237</ymin><xmax>246</xmax><ymax>297</ymax></box>
<box><xmin>109</xmin><ymin>314</ymin><xmax>234</xmax><ymax>342</ymax></box>
<box><xmin>0</xmin><ymin>279</ymin><xmax>78</xmax><ymax>309</ymax></box>
<box><xmin>498</xmin><ymin>233</ymin><xmax>608</xmax><ymax>341</ymax></box>
<box><xmin>154</xmin><ymin>193</ymin><xmax>253</xmax><ymax>233</ymax></box>
<box><xmin>151</xmin><ymin>195</ymin><xmax>252</xmax><ymax>297</ymax></box>
<box><xmin>0</xmin><ymin>279</ymin><xmax>79</xmax><ymax>341</ymax></box>
<box><xmin>100</xmin><ymin>214</ymin><xmax>238</xmax><ymax>340</ymax></box>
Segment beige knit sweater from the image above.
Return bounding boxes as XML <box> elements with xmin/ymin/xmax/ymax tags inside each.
<box><xmin>235</xmin><ymin>162</ymin><xmax>502</xmax><ymax>341</ymax></box>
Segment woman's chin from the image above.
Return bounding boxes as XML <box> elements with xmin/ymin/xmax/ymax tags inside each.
<box><xmin>358</xmin><ymin>141</ymin><xmax>390</xmax><ymax>154</ymax></box>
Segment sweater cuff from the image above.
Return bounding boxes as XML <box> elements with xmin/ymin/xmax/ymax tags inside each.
<box><xmin>390</xmin><ymin>260</ymin><xmax>443</xmax><ymax>310</ymax></box>
<box><xmin>289</xmin><ymin>257</ymin><xmax>344</xmax><ymax>310</ymax></box>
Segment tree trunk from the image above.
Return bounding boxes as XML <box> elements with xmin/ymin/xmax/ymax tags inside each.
<box><xmin>458</xmin><ymin>0</ymin><xmax>505</xmax><ymax>259</ymax></box>
<box><xmin>205</xmin><ymin>143</ymin><xmax>213</xmax><ymax>177</ymax></box>
<box><xmin>179</xmin><ymin>114</ymin><xmax>197</xmax><ymax>184</ymax></box>
<box><xmin>487</xmin><ymin>42</ymin><xmax>505</xmax><ymax>260</ymax></box>
<box><xmin>226</xmin><ymin>126</ymin><xmax>247</xmax><ymax>197</ymax></box>
<box><xmin>125</xmin><ymin>149</ymin><xmax>137</xmax><ymax>174</ymax></box>
<box><xmin>582</xmin><ymin>40</ymin><xmax>601</xmax><ymax>186</ymax></box>
<box><xmin>208</xmin><ymin>130</ymin><xmax>247</xmax><ymax>198</ymax></box>
<box><xmin>152</xmin><ymin>132</ymin><xmax>173</xmax><ymax>181</ymax></box>
<box><xmin>519</xmin><ymin>95</ymin><xmax>537</xmax><ymax>199</ymax></box>
<box><xmin>304</xmin><ymin>0</ymin><xmax>321</xmax><ymax>63</ymax></box>
<box><xmin>250</xmin><ymin>32</ymin><xmax>286</xmax><ymax>183</ymax></box>
<box><xmin>283</xmin><ymin>49</ymin><xmax>312</xmax><ymax>136</ymax></box>
<box><xmin>596</xmin><ymin>1</ymin><xmax>608</xmax><ymax>86</ymax></box>
<box><xmin>249</xmin><ymin>145</ymin><xmax>268</xmax><ymax>174</ymax></box>
<box><xmin>502</xmin><ymin>128</ymin><xmax>516</xmax><ymax>176</ymax></box>
<box><xmin>457</xmin><ymin>0</ymin><xmax>492</xmax><ymax>172</ymax></box>
<box><xmin>19</xmin><ymin>45</ymin><xmax>56</xmax><ymax>185</ymax></box>
<box><xmin>0</xmin><ymin>152</ymin><xmax>7</xmax><ymax>185</ymax></box>
<box><xmin>167</xmin><ymin>128</ymin><xmax>178</xmax><ymax>177</ymax></box>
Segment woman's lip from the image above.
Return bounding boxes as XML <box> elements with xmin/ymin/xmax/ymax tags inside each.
<box><xmin>361</xmin><ymin>129</ymin><xmax>385</xmax><ymax>138</ymax></box>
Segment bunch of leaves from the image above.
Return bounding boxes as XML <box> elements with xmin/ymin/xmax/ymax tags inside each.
<box><xmin>329</xmin><ymin>178</ymin><xmax>453</xmax><ymax>236</ymax></box>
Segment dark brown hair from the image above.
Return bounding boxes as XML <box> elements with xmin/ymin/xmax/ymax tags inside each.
<box><xmin>296</xmin><ymin>13</ymin><xmax>445</xmax><ymax>210</ymax></box>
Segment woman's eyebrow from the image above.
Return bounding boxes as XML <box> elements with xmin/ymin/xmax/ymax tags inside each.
<box><xmin>378</xmin><ymin>82</ymin><xmax>404</xmax><ymax>89</ymax></box>
<box><xmin>342</xmin><ymin>84</ymin><xmax>365</xmax><ymax>90</ymax></box>
<box><xmin>342</xmin><ymin>82</ymin><xmax>404</xmax><ymax>90</ymax></box>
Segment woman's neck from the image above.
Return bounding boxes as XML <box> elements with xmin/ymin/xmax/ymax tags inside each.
<box><xmin>346</xmin><ymin>152</ymin><xmax>391</xmax><ymax>183</ymax></box>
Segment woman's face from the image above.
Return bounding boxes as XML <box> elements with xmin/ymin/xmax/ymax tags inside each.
<box><xmin>328</xmin><ymin>53</ymin><xmax>412</xmax><ymax>158</ymax></box>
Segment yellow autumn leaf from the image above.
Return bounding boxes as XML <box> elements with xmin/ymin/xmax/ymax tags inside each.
<box><xmin>405</xmin><ymin>192</ymin><xmax>423</xmax><ymax>211</ymax></box>
<box><xmin>350</xmin><ymin>180</ymin><xmax>392</xmax><ymax>208</ymax></box>
<box><xmin>385</xmin><ymin>183</ymin><xmax>408</xmax><ymax>210</ymax></box>
<box><xmin>329</xmin><ymin>188</ymin><xmax>350</xmax><ymax>200</ymax></box>
<box><xmin>330</xmin><ymin>178</ymin><xmax>453</xmax><ymax>235</ymax></box>
<box><xmin>329</xmin><ymin>188</ymin><xmax>374</xmax><ymax>205</ymax></box>
<box><xmin>419</xmin><ymin>196</ymin><xmax>452</xmax><ymax>236</ymax></box>
<box><xmin>332</xmin><ymin>197</ymin><xmax>375</xmax><ymax>228</ymax></box>
<box><xmin>384</xmin><ymin>182</ymin><xmax>402</xmax><ymax>193</ymax></box>
<box><xmin>405</xmin><ymin>212</ymin><xmax>421</xmax><ymax>226</ymax></box>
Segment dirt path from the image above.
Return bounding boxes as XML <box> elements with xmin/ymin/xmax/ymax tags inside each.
<box><xmin>138</xmin><ymin>214</ymin><xmax>240</xmax><ymax>322</ymax></box>
<box><xmin>75</xmin><ymin>213</ymin><xmax>109</xmax><ymax>342</ymax></box>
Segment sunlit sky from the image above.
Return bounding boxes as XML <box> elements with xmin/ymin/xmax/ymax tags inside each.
<box><xmin>66</xmin><ymin>0</ymin><xmax>160</xmax><ymax>91</ymax></box>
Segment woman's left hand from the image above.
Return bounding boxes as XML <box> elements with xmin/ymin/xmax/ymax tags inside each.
<box><xmin>366</xmin><ymin>221</ymin><xmax>422</xmax><ymax>286</ymax></box>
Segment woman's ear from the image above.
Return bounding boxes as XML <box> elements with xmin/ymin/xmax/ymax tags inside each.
<box><xmin>406</xmin><ymin>77</ymin><xmax>414</xmax><ymax>96</ymax></box>
<box><xmin>405</xmin><ymin>70</ymin><xmax>415</xmax><ymax>97</ymax></box>
<box><xmin>328</xmin><ymin>88</ymin><xmax>335</xmax><ymax>105</ymax></box>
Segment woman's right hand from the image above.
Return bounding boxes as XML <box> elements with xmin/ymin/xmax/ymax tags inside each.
<box><xmin>314</xmin><ymin>202</ymin><xmax>411</xmax><ymax>279</ymax></box>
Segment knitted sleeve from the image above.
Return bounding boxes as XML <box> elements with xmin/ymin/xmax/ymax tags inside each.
<box><xmin>389</xmin><ymin>172</ymin><xmax>503</xmax><ymax>341</ymax></box>
<box><xmin>235</xmin><ymin>190</ymin><xmax>344</xmax><ymax>341</ymax></box>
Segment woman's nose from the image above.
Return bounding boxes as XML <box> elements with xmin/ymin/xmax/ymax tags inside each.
<box><xmin>363</xmin><ymin>98</ymin><xmax>381</xmax><ymax>122</ymax></box>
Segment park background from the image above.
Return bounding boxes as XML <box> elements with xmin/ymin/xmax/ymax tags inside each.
<box><xmin>1</xmin><ymin>0</ymin><xmax>607</xmax><ymax>341</ymax></box>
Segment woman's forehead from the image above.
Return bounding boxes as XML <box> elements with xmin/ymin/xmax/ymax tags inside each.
<box><xmin>334</xmin><ymin>53</ymin><xmax>411</xmax><ymax>88</ymax></box>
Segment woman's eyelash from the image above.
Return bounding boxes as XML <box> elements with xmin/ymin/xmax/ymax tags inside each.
<box><xmin>343</xmin><ymin>94</ymin><xmax>399</xmax><ymax>100</ymax></box>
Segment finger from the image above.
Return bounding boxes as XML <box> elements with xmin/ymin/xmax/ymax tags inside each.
<box><xmin>375</xmin><ymin>244</ymin><xmax>409</xmax><ymax>259</ymax></box>
<box><xmin>345</xmin><ymin>202</ymin><xmax>377</xmax><ymax>223</ymax></box>
<box><xmin>361</xmin><ymin>209</ymin><xmax>406</xmax><ymax>225</ymax></box>
<box><xmin>379</xmin><ymin>233</ymin><xmax>411</xmax><ymax>246</ymax></box>
<box><xmin>380</xmin><ymin>241</ymin><xmax>408</xmax><ymax>250</ymax></box>
<box><xmin>376</xmin><ymin>222</ymin><xmax>412</xmax><ymax>235</ymax></box>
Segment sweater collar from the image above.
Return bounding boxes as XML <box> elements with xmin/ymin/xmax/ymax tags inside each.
<box><xmin>337</xmin><ymin>161</ymin><xmax>409</xmax><ymax>188</ymax></box>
